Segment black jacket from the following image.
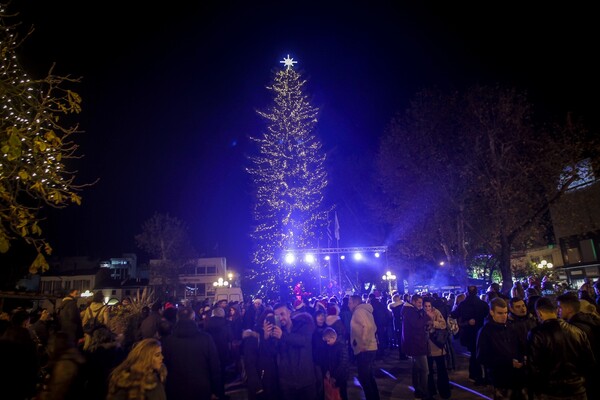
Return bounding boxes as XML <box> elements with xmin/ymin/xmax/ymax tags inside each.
<box><xmin>527</xmin><ymin>318</ymin><xmax>595</xmax><ymax>396</ymax></box>
<box><xmin>162</xmin><ymin>319</ymin><xmax>222</xmax><ymax>400</ymax></box>
<box><xmin>476</xmin><ymin>318</ymin><xmax>523</xmax><ymax>388</ymax></box>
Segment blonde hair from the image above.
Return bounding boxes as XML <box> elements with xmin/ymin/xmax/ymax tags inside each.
<box><xmin>107</xmin><ymin>338</ymin><xmax>167</xmax><ymax>400</ymax></box>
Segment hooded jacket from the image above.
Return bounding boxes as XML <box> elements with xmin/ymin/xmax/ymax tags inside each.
<box><xmin>350</xmin><ymin>303</ymin><xmax>378</xmax><ymax>355</ymax></box>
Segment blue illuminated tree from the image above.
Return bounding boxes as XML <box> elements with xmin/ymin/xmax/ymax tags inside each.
<box><xmin>246</xmin><ymin>55</ymin><xmax>329</xmax><ymax>297</ymax></box>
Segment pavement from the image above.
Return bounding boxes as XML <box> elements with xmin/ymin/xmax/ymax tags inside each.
<box><xmin>226</xmin><ymin>339</ymin><xmax>496</xmax><ymax>400</ymax></box>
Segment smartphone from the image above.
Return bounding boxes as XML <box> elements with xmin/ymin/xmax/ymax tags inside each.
<box><xmin>265</xmin><ymin>314</ymin><xmax>276</xmax><ymax>325</ymax></box>
<box><xmin>274</xmin><ymin>315</ymin><xmax>281</xmax><ymax>327</ymax></box>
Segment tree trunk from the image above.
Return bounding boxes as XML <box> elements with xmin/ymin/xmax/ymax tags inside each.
<box><xmin>499</xmin><ymin>234</ymin><xmax>513</xmax><ymax>295</ymax></box>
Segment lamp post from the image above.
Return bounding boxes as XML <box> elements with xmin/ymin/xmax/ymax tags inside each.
<box><xmin>382</xmin><ymin>271</ymin><xmax>396</xmax><ymax>293</ymax></box>
<box><xmin>213</xmin><ymin>277</ymin><xmax>229</xmax><ymax>288</ymax></box>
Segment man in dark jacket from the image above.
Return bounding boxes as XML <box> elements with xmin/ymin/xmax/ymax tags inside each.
<box><xmin>557</xmin><ymin>292</ymin><xmax>600</xmax><ymax>399</ymax></box>
<box><xmin>451</xmin><ymin>285</ymin><xmax>489</xmax><ymax>385</ymax></box>
<box><xmin>507</xmin><ymin>296</ymin><xmax>537</xmax><ymax>357</ymax></box>
<box><xmin>162</xmin><ymin>307</ymin><xmax>222</xmax><ymax>400</ymax></box>
<box><xmin>204</xmin><ymin>306</ymin><xmax>233</xmax><ymax>384</ymax></box>
<box><xmin>527</xmin><ymin>296</ymin><xmax>595</xmax><ymax>400</ymax></box>
<box><xmin>264</xmin><ymin>302</ymin><xmax>317</xmax><ymax>400</ymax></box>
<box><xmin>402</xmin><ymin>294</ymin><xmax>432</xmax><ymax>400</ymax></box>
<box><xmin>58</xmin><ymin>289</ymin><xmax>83</xmax><ymax>347</ymax></box>
<box><xmin>476</xmin><ymin>297</ymin><xmax>527</xmax><ymax>399</ymax></box>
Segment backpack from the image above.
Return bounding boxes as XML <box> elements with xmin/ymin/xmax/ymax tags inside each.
<box><xmin>82</xmin><ymin>306</ymin><xmax>106</xmax><ymax>335</ymax></box>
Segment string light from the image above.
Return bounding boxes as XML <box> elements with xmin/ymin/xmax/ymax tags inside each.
<box><xmin>246</xmin><ymin>56</ymin><xmax>329</xmax><ymax>295</ymax></box>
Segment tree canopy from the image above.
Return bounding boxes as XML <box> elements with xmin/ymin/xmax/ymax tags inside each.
<box><xmin>376</xmin><ymin>85</ymin><xmax>594</xmax><ymax>292</ymax></box>
<box><xmin>0</xmin><ymin>5</ymin><xmax>85</xmax><ymax>272</ymax></box>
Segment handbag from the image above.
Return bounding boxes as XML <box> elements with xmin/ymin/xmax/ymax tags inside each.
<box><xmin>430</xmin><ymin>327</ymin><xmax>449</xmax><ymax>348</ymax></box>
<box><xmin>324</xmin><ymin>375</ymin><xmax>342</xmax><ymax>400</ymax></box>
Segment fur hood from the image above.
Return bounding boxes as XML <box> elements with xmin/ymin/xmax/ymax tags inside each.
<box><xmin>326</xmin><ymin>315</ymin><xmax>341</xmax><ymax>326</ymax></box>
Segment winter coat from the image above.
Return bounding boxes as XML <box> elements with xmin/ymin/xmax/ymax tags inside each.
<box><xmin>527</xmin><ymin>318</ymin><xmax>594</xmax><ymax>397</ymax></box>
<box><xmin>350</xmin><ymin>303</ymin><xmax>378</xmax><ymax>355</ymax></box>
<box><xmin>452</xmin><ymin>294</ymin><xmax>489</xmax><ymax>349</ymax></box>
<box><xmin>81</xmin><ymin>302</ymin><xmax>109</xmax><ymax>350</ymax></box>
<box><xmin>203</xmin><ymin>315</ymin><xmax>233</xmax><ymax>369</ymax></box>
<box><xmin>266</xmin><ymin>311</ymin><xmax>316</xmax><ymax>390</ymax></box>
<box><xmin>476</xmin><ymin>317</ymin><xmax>523</xmax><ymax>389</ymax></box>
<box><xmin>58</xmin><ymin>296</ymin><xmax>83</xmax><ymax>345</ymax></box>
<box><xmin>42</xmin><ymin>347</ymin><xmax>86</xmax><ymax>400</ymax></box>
<box><xmin>401</xmin><ymin>302</ymin><xmax>430</xmax><ymax>357</ymax></box>
<box><xmin>326</xmin><ymin>315</ymin><xmax>347</xmax><ymax>343</ymax></box>
<box><xmin>426</xmin><ymin>307</ymin><xmax>447</xmax><ymax>357</ymax></box>
<box><xmin>162</xmin><ymin>319</ymin><xmax>222</xmax><ymax>400</ymax></box>
<box><xmin>388</xmin><ymin>300</ymin><xmax>404</xmax><ymax>332</ymax></box>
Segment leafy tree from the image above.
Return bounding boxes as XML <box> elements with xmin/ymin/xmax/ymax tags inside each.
<box><xmin>376</xmin><ymin>85</ymin><xmax>592</xmax><ymax>292</ymax></box>
<box><xmin>0</xmin><ymin>6</ymin><xmax>85</xmax><ymax>272</ymax></box>
<box><xmin>246</xmin><ymin>57</ymin><xmax>330</xmax><ymax>297</ymax></box>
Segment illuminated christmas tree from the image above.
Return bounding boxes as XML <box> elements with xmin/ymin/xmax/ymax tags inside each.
<box><xmin>247</xmin><ymin>55</ymin><xmax>329</xmax><ymax>297</ymax></box>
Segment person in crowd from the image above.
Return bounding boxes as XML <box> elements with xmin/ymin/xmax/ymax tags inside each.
<box><xmin>388</xmin><ymin>293</ymin><xmax>408</xmax><ymax>360</ymax></box>
<box><xmin>39</xmin><ymin>331</ymin><xmax>86</xmax><ymax>400</ymax></box>
<box><xmin>243</xmin><ymin>298</ymin><xmax>265</xmax><ymax>330</ymax></box>
<box><xmin>339</xmin><ymin>296</ymin><xmax>353</xmax><ymax>360</ymax></box>
<box><xmin>510</xmin><ymin>281</ymin><xmax>525</xmax><ymax>300</ymax></box>
<box><xmin>451</xmin><ymin>285</ymin><xmax>489</xmax><ymax>385</ymax></box>
<box><xmin>162</xmin><ymin>307</ymin><xmax>222</xmax><ymax>400</ymax></box>
<box><xmin>556</xmin><ymin>292</ymin><xmax>600</xmax><ymax>399</ymax></box>
<box><xmin>0</xmin><ymin>309</ymin><xmax>40</xmax><ymax>400</ymax></box>
<box><xmin>108</xmin><ymin>338</ymin><xmax>166</xmax><ymax>400</ymax></box>
<box><xmin>369</xmin><ymin>293</ymin><xmax>391</xmax><ymax>359</ymax></box>
<box><xmin>140</xmin><ymin>302</ymin><xmax>163</xmax><ymax>339</ymax></box>
<box><xmin>58</xmin><ymin>288</ymin><xmax>84</xmax><ymax>347</ymax></box>
<box><xmin>84</xmin><ymin>326</ymin><xmax>127</xmax><ymax>400</ymax></box>
<box><xmin>31</xmin><ymin>308</ymin><xmax>53</xmax><ymax>348</ymax></box>
<box><xmin>527</xmin><ymin>297</ymin><xmax>595</xmax><ymax>400</ymax></box>
<box><xmin>349</xmin><ymin>294</ymin><xmax>380</xmax><ymax>400</ymax></box>
<box><xmin>325</xmin><ymin>304</ymin><xmax>346</xmax><ymax>343</ymax></box>
<box><xmin>402</xmin><ymin>294</ymin><xmax>432</xmax><ymax>400</ymax></box>
<box><xmin>242</xmin><ymin>307</ymin><xmax>279</xmax><ymax>400</ymax></box>
<box><xmin>507</xmin><ymin>296</ymin><xmax>537</xmax><ymax>358</ymax></box>
<box><xmin>204</xmin><ymin>306</ymin><xmax>233</xmax><ymax>385</ymax></box>
<box><xmin>423</xmin><ymin>297</ymin><xmax>451</xmax><ymax>400</ymax></box>
<box><xmin>312</xmin><ymin>308</ymin><xmax>328</xmax><ymax>397</ymax></box>
<box><xmin>323</xmin><ymin>327</ymin><xmax>349</xmax><ymax>400</ymax></box>
<box><xmin>158</xmin><ymin>304</ymin><xmax>177</xmax><ymax>339</ymax></box>
<box><xmin>263</xmin><ymin>302</ymin><xmax>317</xmax><ymax>400</ymax></box>
<box><xmin>81</xmin><ymin>291</ymin><xmax>109</xmax><ymax>350</ymax></box>
<box><xmin>476</xmin><ymin>297</ymin><xmax>526</xmax><ymax>400</ymax></box>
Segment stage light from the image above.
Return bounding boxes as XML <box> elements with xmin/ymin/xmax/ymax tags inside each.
<box><xmin>353</xmin><ymin>253</ymin><xmax>363</xmax><ymax>261</ymax></box>
<box><xmin>305</xmin><ymin>254</ymin><xmax>315</xmax><ymax>264</ymax></box>
<box><xmin>285</xmin><ymin>253</ymin><xmax>295</xmax><ymax>264</ymax></box>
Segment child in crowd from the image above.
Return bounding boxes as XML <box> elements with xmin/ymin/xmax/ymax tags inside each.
<box><xmin>323</xmin><ymin>327</ymin><xmax>349</xmax><ymax>400</ymax></box>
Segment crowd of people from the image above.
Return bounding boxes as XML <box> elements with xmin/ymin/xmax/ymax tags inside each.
<box><xmin>0</xmin><ymin>276</ymin><xmax>598</xmax><ymax>400</ymax></box>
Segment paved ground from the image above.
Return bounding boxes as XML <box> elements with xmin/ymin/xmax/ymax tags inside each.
<box><xmin>226</xmin><ymin>339</ymin><xmax>495</xmax><ymax>399</ymax></box>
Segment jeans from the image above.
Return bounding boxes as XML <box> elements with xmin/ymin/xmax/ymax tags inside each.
<box><xmin>411</xmin><ymin>355</ymin><xmax>429</xmax><ymax>399</ymax></box>
<box><xmin>356</xmin><ymin>350</ymin><xmax>380</xmax><ymax>400</ymax></box>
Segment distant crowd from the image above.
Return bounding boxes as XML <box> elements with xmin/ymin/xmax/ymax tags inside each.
<box><xmin>0</xmin><ymin>276</ymin><xmax>598</xmax><ymax>400</ymax></box>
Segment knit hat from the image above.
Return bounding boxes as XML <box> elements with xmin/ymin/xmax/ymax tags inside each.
<box><xmin>294</xmin><ymin>299</ymin><xmax>304</xmax><ymax>310</ymax></box>
<box><xmin>327</xmin><ymin>305</ymin><xmax>339</xmax><ymax>316</ymax></box>
<box><xmin>212</xmin><ymin>307</ymin><xmax>225</xmax><ymax>317</ymax></box>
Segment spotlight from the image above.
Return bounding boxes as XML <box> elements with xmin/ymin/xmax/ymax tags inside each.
<box><xmin>374</xmin><ymin>252</ymin><xmax>380</xmax><ymax>258</ymax></box>
<box><xmin>324</xmin><ymin>255</ymin><xmax>330</xmax><ymax>261</ymax></box>
<box><xmin>305</xmin><ymin>254</ymin><xmax>315</xmax><ymax>264</ymax></box>
<box><xmin>353</xmin><ymin>253</ymin><xmax>363</xmax><ymax>261</ymax></box>
<box><xmin>285</xmin><ymin>253</ymin><xmax>295</xmax><ymax>264</ymax></box>
<box><xmin>340</xmin><ymin>255</ymin><xmax>346</xmax><ymax>260</ymax></box>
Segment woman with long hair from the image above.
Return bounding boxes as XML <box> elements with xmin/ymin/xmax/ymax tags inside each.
<box><xmin>107</xmin><ymin>338</ymin><xmax>167</xmax><ymax>400</ymax></box>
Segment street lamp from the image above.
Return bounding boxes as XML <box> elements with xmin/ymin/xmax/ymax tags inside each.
<box><xmin>213</xmin><ymin>277</ymin><xmax>229</xmax><ymax>288</ymax></box>
<box><xmin>382</xmin><ymin>271</ymin><xmax>397</xmax><ymax>293</ymax></box>
<box><xmin>537</xmin><ymin>260</ymin><xmax>553</xmax><ymax>269</ymax></box>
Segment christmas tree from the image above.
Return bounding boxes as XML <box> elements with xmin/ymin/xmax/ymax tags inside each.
<box><xmin>247</xmin><ymin>55</ymin><xmax>329</xmax><ymax>297</ymax></box>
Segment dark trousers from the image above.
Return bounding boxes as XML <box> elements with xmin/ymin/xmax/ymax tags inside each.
<box><xmin>356</xmin><ymin>350</ymin><xmax>380</xmax><ymax>400</ymax></box>
<box><xmin>280</xmin><ymin>383</ymin><xmax>318</xmax><ymax>400</ymax></box>
<box><xmin>428</xmin><ymin>355</ymin><xmax>451</xmax><ymax>399</ymax></box>
<box><xmin>467</xmin><ymin>341</ymin><xmax>484</xmax><ymax>382</ymax></box>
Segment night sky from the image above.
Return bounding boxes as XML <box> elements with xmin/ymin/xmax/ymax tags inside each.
<box><xmin>6</xmin><ymin>1</ymin><xmax>598</xmax><ymax>272</ymax></box>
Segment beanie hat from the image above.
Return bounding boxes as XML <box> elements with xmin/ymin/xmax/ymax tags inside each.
<box><xmin>212</xmin><ymin>307</ymin><xmax>225</xmax><ymax>317</ymax></box>
<box><xmin>294</xmin><ymin>299</ymin><xmax>304</xmax><ymax>310</ymax></box>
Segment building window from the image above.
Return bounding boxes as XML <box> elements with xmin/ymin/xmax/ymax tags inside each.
<box><xmin>111</xmin><ymin>290</ymin><xmax>117</xmax><ymax>295</ymax></box>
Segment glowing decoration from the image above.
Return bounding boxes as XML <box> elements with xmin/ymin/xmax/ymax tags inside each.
<box><xmin>0</xmin><ymin>8</ymin><xmax>84</xmax><ymax>272</ymax></box>
<box><xmin>247</xmin><ymin>56</ymin><xmax>329</xmax><ymax>295</ymax></box>
<box><xmin>280</xmin><ymin>54</ymin><xmax>298</xmax><ymax>69</ymax></box>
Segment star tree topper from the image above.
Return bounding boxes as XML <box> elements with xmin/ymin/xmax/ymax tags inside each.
<box><xmin>280</xmin><ymin>54</ymin><xmax>298</xmax><ymax>69</ymax></box>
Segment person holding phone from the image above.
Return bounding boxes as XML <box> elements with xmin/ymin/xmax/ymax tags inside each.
<box><xmin>263</xmin><ymin>303</ymin><xmax>317</xmax><ymax>400</ymax></box>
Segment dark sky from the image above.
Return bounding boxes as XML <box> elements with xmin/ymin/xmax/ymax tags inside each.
<box><xmin>7</xmin><ymin>1</ymin><xmax>598</xmax><ymax>271</ymax></box>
